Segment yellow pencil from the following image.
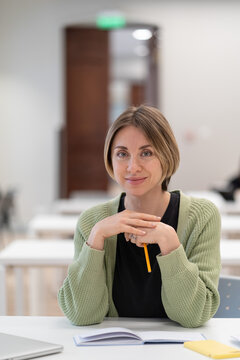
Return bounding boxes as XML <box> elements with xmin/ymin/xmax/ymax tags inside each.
<box><xmin>143</xmin><ymin>243</ymin><xmax>151</xmax><ymax>273</ymax></box>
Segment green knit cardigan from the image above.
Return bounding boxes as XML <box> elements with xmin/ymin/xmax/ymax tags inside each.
<box><xmin>58</xmin><ymin>191</ymin><xmax>221</xmax><ymax>328</ymax></box>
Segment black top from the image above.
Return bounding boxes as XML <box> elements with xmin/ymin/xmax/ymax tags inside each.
<box><xmin>112</xmin><ymin>191</ymin><xmax>180</xmax><ymax>318</ymax></box>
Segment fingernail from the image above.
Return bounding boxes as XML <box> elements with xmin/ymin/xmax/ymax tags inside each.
<box><xmin>140</xmin><ymin>230</ymin><xmax>146</xmax><ymax>234</ymax></box>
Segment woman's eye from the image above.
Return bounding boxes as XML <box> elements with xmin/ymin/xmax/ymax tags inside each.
<box><xmin>116</xmin><ymin>151</ymin><xmax>128</xmax><ymax>158</ymax></box>
<box><xmin>141</xmin><ymin>150</ymin><xmax>153</xmax><ymax>157</ymax></box>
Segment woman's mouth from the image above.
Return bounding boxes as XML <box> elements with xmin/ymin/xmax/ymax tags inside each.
<box><xmin>125</xmin><ymin>177</ymin><xmax>147</xmax><ymax>185</ymax></box>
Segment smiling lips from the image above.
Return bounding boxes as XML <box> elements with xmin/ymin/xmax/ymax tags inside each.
<box><xmin>125</xmin><ymin>177</ymin><xmax>147</xmax><ymax>185</ymax></box>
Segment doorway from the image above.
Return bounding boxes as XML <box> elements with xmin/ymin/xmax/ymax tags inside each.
<box><xmin>60</xmin><ymin>24</ymin><xmax>159</xmax><ymax>198</ymax></box>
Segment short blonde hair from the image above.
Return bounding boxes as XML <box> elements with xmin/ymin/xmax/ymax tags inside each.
<box><xmin>104</xmin><ymin>105</ymin><xmax>180</xmax><ymax>190</ymax></box>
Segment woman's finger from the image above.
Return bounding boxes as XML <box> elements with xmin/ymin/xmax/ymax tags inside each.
<box><xmin>124</xmin><ymin>226</ymin><xmax>146</xmax><ymax>236</ymax></box>
<box><xmin>136</xmin><ymin>240</ymin><xmax>144</xmax><ymax>248</ymax></box>
<box><xmin>128</xmin><ymin>234</ymin><xmax>144</xmax><ymax>247</ymax></box>
<box><xmin>126</xmin><ymin>218</ymin><xmax>157</xmax><ymax>228</ymax></box>
<box><xmin>124</xmin><ymin>232</ymin><xmax>130</xmax><ymax>241</ymax></box>
<box><xmin>127</xmin><ymin>210</ymin><xmax>161</xmax><ymax>221</ymax></box>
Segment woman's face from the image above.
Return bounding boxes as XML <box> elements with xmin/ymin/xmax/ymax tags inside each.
<box><xmin>111</xmin><ymin>125</ymin><xmax>163</xmax><ymax>197</ymax></box>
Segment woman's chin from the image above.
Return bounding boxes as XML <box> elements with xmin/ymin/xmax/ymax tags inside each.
<box><xmin>125</xmin><ymin>187</ymin><xmax>148</xmax><ymax>197</ymax></box>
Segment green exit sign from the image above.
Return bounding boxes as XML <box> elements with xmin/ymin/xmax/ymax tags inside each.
<box><xmin>96</xmin><ymin>12</ymin><xmax>126</xmax><ymax>29</ymax></box>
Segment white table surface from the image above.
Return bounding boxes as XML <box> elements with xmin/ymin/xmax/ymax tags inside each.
<box><xmin>223</xmin><ymin>201</ymin><xmax>240</xmax><ymax>215</ymax></box>
<box><xmin>27</xmin><ymin>211</ymin><xmax>240</xmax><ymax>239</ymax></box>
<box><xmin>52</xmin><ymin>197</ymin><xmax>111</xmax><ymax>215</ymax></box>
<box><xmin>54</xmin><ymin>193</ymin><xmax>240</xmax><ymax>216</ymax></box>
<box><xmin>0</xmin><ymin>316</ymin><xmax>240</xmax><ymax>360</ymax></box>
<box><xmin>28</xmin><ymin>215</ymin><xmax>78</xmax><ymax>236</ymax></box>
<box><xmin>0</xmin><ymin>239</ymin><xmax>73</xmax><ymax>316</ymax></box>
<box><xmin>1</xmin><ymin>237</ymin><xmax>240</xmax><ymax>316</ymax></box>
<box><xmin>186</xmin><ymin>190</ymin><xmax>240</xmax><ymax>215</ymax></box>
<box><xmin>220</xmin><ymin>239</ymin><xmax>240</xmax><ymax>265</ymax></box>
<box><xmin>0</xmin><ymin>239</ymin><xmax>74</xmax><ymax>266</ymax></box>
<box><xmin>221</xmin><ymin>215</ymin><xmax>240</xmax><ymax>237</ymax></box>
<box><xmin>0</xmin><ymin>238</ymin><xmax>239</xmax><ymax>267</ymax></box>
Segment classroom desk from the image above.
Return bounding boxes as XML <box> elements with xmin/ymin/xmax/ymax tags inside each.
<box><xmin>28</xmin><ymin>210</ymin><xmax>240</xmax><ymax>240</ymax></box>
<box><xmin>52</xmin><ymin>197</ymin><xmax>110</xmax><ymax>215</ymax></box>
<box><xmin>1</xmin><ymin>238</ymin><xmax>240</xmax><ymax>316</ymax></box>
<box><xmin>186</xmin><ymin>190</ymin><xmax>240</xmax><ymax>215</ymax></box>
<box><xmin>0</xmin><ymin>316</ymin><xmax>240</xmax><ymax>360</ymax></box>
<box><xmin>221</xmin><ymin>215</ymin><xmax>240</xmax><ymax>238</ymax></box>
<box><xmin>223</xmin><ymin>201</ymin><xmax>240</xmax><ymax>215</ymax></box>
<box><xmin>0</xmin><ymin>239</ymin><xmax>73</xmax><ymax>316</ymax></box>
<box><xmin>52</xmin><ymin>193</ymin><xmax>240</xmax><ymax>215</ymax></box>
<box><xmin>220</xmin><ymin>239</ymin><xmax>240</xmax><ymax>266</ymax></box>
<box><xmin>28</xmin><ymin>214</ymin><xmax>78</xmax><ymax>237</ymax></box>
<box><xmin>1</xmin><ymin>236</ymin><xmax>240</xmax><ymax>317</ymax></box>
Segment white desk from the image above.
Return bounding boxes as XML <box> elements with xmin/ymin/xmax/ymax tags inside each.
<box><xmin>53</xmin><ymin>197</ymin><xmax>111</xmax><ymax>215</ymax></box>
<box><xmin>223</xmin><ymin>201</ymin><xmax>240</xmax><ymax>215</ymax></box>
<box><xmin>220</xmin><ymin>239</ymin><xmax>240</xmax><ymax>266</ymax></box>
<box><xmin>0</xmin><ymin>316</ymin><xmax>240</xmax><ymax>360</ymax></box>
<box><xmin>221</xmin><ymin>215</ymin><xmax>240</xmax><ymax>238</ymax></box>
<box><xmin>28</xmin><ymin>215</ymin><xmax>78</xmax><ymax>237</ymax></box>
<box><xmin>28</xmin><ymin>209</ymin><xmax>240</xmax><ymax>240</ymax></box>
<box><xmin>1</xmin><ymin>238</ymin><xmax>240</xmax><ymax>316</ymax></box>
<box><xmin>186</xmin><ymin>190</ymin><xmax>240</xmax><ymax>215</ymax></box>
<box><xmin>54</xmin><ymin>193</ymin><xmax>240</xmax><ymax>216</ymax></box>
<box><xmin>0</xmin><ymin>239</ymin><xmax>73</xmax><ymax>316</ymax></box>
<box><xmin>28</xmin><ymin>213</ymin><xmax>240</xmax><ymax>240</ymax></box>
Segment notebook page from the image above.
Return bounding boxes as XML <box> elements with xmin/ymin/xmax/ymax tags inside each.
<box><xmin>137</xmin><ymin>331</ymin><xmax>205</xmax><ymax>343</ymax></box>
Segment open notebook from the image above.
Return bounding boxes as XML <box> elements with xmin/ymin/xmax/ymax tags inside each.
<box><xmin>73</xmin><ymin>327</ymin><xmax>205</xmax><ymax>346</ymax></box>
<box><xmin>0</xmin><ymin>332</ymin><xmax>63</xmax><ymax>360</ymax></box>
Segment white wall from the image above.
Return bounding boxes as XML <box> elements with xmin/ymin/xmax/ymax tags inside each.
<box><xmin>0</xmin><ymin>0</ymin><xmax>240</xmax><ymax>223</ymax></box>
<box><xmin>123</xmin><ymin>1</ymin><xmax>240</xmax><ymax>191</ymax></box>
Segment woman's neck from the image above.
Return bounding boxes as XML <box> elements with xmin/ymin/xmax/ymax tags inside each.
<box><xmin>124</xmin><ymin>187</ymin><xmax>171</xmax><ymax>218</ymax></box>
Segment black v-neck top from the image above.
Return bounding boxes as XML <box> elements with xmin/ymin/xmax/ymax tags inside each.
<box><xmin>112</xmin><ymin>191</ymin><xmax>180</xmax><ymax>318</ymax></box>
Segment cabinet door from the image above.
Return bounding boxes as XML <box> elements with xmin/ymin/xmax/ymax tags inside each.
<box><xmin>63</xmin><ymin>27</ymin><xmax>109</xmax><ymax>197</ymax></box>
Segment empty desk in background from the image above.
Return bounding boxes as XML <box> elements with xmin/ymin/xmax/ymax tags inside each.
<box><xmin>0</xmin><ymin>239</ymin><xmax>73</xmax><ymax>315</ymax></box>
<box><xmin>223</xmin><ymin>201</ymin><xmax>240</xmax><ymax>215</ymax></box>
<box><xmin>28</xmin><ymin>214</ymin><xmax>78</xmax><ymax>237</ymax></box>
<box><xmin>54</xmin><ymin>194</ymin><xmax>240</xmax><ymax>216</ymax></box>
<box><xmin>186</xmin><ymin>190</ymin><xmax>240</xmax><ymax>215</ymax></box>
<box><xmin>1</xmin><ymin>316</ymin><xmax>240</xmax><ymax>360</ymax></box>
<box><xmin>28</xmin><ymin>213</ymin><xmax>240</xmax><ymax>239</ymax></box>
<box><xmin>220</xmin><ymin>239</ymin><xmax>240</xmax><ymax>268</ymax></box>
<box><xmin>52</xmin><ymin>197</ymin><xmax>111</xmax><ymax>215</ymax></box>
<box><xmin>1</xmin><ymin>237</ymin><xmax>239</xmax><ymax>316</ymax></box>
<box><xmin>221</xmin><ymin>215</ymin><xmax>240</xmax><ymax>238</ymax></box>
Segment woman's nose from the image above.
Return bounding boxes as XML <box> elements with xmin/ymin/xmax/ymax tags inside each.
<box><xmin>127</xmin><ymin>156</ymin><xmax>142</xmax><ymax>173</ymax></box>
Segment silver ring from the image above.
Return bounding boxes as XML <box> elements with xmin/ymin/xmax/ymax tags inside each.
<box><xmin>129</xmin><ymin>234</ymin><xmax>137</xmax><ymax>241</ymax></box>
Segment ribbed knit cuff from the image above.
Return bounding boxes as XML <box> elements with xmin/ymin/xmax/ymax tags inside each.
<box><xmin>77</xmin><ymin>242</ymin><xmax>105</xmax><ymax>272</ymax></box>
<box><xmin>157</xmin><ymin>244</ymin><xmax>193</xmax><ymax>280</ymax></box>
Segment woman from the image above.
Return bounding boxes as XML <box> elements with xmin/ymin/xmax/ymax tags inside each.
<box><xmin>58</xmin><ymin>105</ymin><xmax>221</xmax><ymax>328</ymax></box>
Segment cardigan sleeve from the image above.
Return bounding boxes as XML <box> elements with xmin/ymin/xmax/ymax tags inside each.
<box><xmin>157</xmin><ymin>199</ymin><xmax>221</xmax><ymax>328</ymax></box>
<box><xmin>57</xmin><ymin>212</ymin><xmax>109</xmax><ymax>325</ymax></box>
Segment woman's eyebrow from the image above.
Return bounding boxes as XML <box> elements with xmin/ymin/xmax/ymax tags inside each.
<box><xmin>139</xmin><ymin>144</ymin><xmax>152</xmax><ymax>149</ymax></box>
<box><xmin>113</xmin><ymin>144</ymin><xmax>152</xmax><ymax>150</ymax></box>
<box><xmin>113</xmin><ymin>145</ymin><xmax>128</xmax><ymax>150</ymax></box>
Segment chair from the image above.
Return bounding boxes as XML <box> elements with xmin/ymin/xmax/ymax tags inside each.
<box><xmin>214</xmin><ymin>275</ymin><xmax>240</xmax><ymax>317</ymax></box>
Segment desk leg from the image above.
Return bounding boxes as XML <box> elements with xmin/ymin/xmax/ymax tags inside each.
<box><xmin>53</xmin><ymin>267</ymin><xmax>67</xmax><ymax>294</ymax></box>
<box><xmin>0</xmin><ymin>265</ymin><xmax>7</xmax><ymax>315</ymax></box>
<box><xmin>29</xmin><ymin>268</ymin><xmax>45</xmax><ymax>315</ymax></box>
<box><xmin>14</xmin><ymin>267</ymin><xmax>24</xmax><ymax>315</ymax></box>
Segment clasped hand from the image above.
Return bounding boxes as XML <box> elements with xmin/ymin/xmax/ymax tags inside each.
<box><xmin>125</xmin><ymin>221</ymin><xmax>180</xmax><ymax>256</ymax></box>
<box><xmin>88</xmin><ymin>209</ymin><xmax>180</xmax><ymax>255</ymax></box>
